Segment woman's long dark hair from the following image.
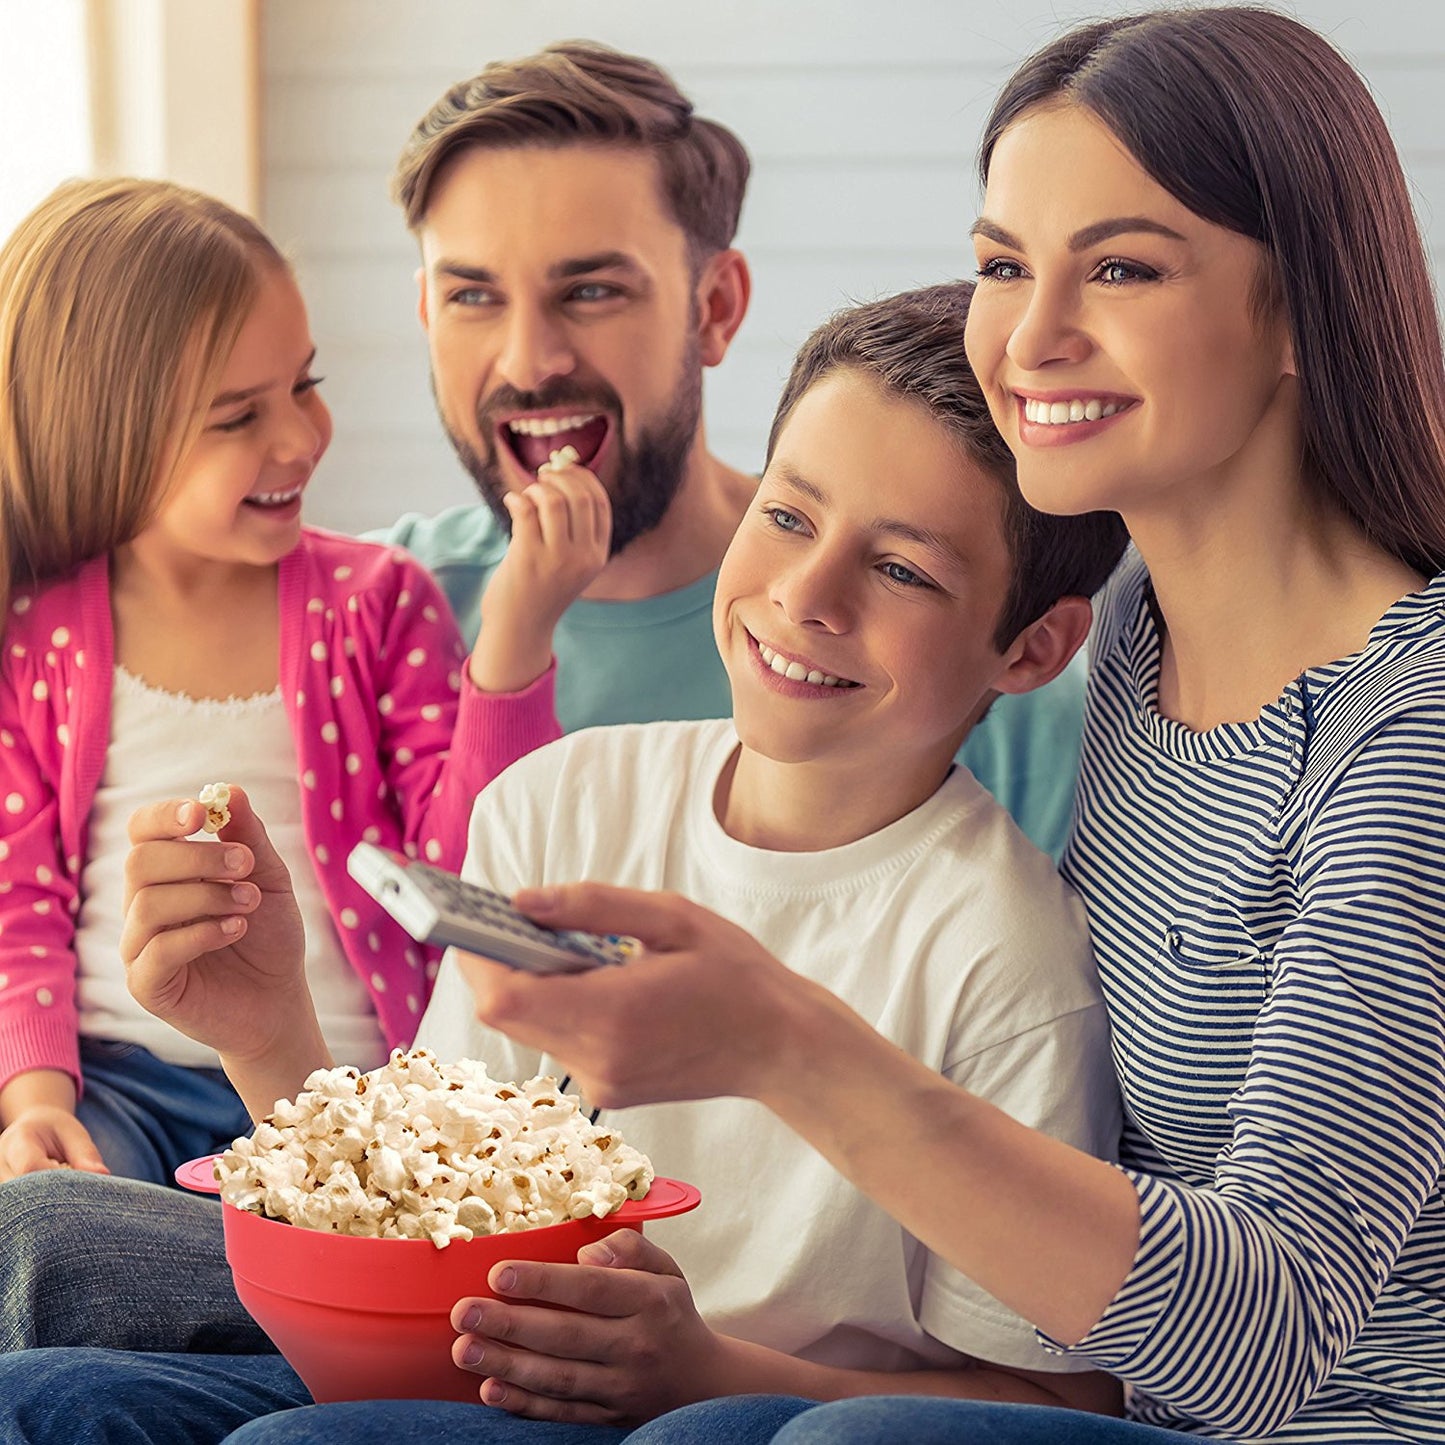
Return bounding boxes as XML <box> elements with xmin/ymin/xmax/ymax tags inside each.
<box><xmin>981</xmin><ymin>6</ymin><xmax>1445</xmax><ymax>578</ymax></box>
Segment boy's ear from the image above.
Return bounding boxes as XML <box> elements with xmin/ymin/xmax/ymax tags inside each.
<box><xmin>415</xmin><ymin>267</ymin><xmax>429</xmax><ymax>332</ymax></box>
<box><xmin>991</xmin><ymin>595</ymin><xmax>1093</xmax><ymax>697</ymax></box>
<box><xmin>696</xmin><ymin>249</ymin><xmax>751</xmax><ymax>368</ymax></box>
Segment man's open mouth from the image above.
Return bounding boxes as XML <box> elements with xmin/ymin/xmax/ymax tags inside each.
<box><xmin>501</xmin><ymin>413</ymin><xmax>610</xmax><ymax>473</ymax></box>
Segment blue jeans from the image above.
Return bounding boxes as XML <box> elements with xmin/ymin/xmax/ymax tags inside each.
<box><xmin>0</xmin><ymin>1349</ymin><xmax>630</xmax><ymax>1443</ymax></box>
<box><xmin>0</xmin><ymin>1349</ymin><xmax>309</xmax><ymax>1444</ymax></box>
<box><xmin>0</xmin><ymin>1168</ymin><xmax>268</xmax><ymax>1353</ymax></box>
<box><xmin>226</xmin><ymin>1399</ymin><xmax>631</xmax><ymax>1443</ymax></box>
<box><xmin>75</xmin><ymin>1034</ymin><xmax>255</xmax><ymax>1185</ymax></box>
<box><xmin>629</xmin><ymin>1397</ymin><xmax>1192</xmax><ymax>1444</ymax></box>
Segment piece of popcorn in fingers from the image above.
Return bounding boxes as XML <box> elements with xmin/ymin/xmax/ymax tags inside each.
<box><xmin>197</xmin><ymin>782</ymin><xmax>232</xmax><ymax>834</ymax></box>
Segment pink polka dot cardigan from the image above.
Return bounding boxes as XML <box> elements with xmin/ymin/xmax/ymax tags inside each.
<box><xmin>0</xmin><ymin>527</ymin><xmax>561</xmax><ymax>1092</ymax></box>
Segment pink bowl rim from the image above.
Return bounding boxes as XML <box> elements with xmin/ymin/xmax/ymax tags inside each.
<box><xmin>175</xmin><ymin>1154</ymin><xmax>700</xmax><ymax>1232</ymax></box>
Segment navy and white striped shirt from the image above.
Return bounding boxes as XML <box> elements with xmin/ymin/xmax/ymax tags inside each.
<box><xmin>1059</xmin><ymin>552</ymin><xmax>1445</xmax><ymax>1443</ymax></box>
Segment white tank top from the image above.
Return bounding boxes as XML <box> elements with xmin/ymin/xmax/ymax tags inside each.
<box><xmin>74</xmin><ymin>668</ymin><xmax>388</xmax><ymax>1071</ymax></box>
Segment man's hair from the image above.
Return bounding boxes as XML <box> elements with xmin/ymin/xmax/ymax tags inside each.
<box><xmin>0</xmin><ymin>177</ymin><xmax>286</xmax><ymax>624</ymax></box>
<box><xmin>392</xmin><ymin>41</ymin><xmax>750</xmax><ymax>261</ymax></box>
<box><xmin>766</xmin><ymin>282</ymin><xmax>1129</xmax><ymax>649</ymax></box>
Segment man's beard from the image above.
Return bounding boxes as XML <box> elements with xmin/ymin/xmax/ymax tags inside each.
<box><xmin>439</xmin><ymin>341</ymin><xmax>702</xmax><ymax>558</ymax></box>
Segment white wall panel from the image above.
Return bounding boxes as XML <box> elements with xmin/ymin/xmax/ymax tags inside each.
<box><xmin>261</xmin><ymin>0</ymin><xmax>1445</xmax><ymax>534</ymax></box>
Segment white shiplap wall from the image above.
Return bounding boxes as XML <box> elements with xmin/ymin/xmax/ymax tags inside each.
<box><xmin>262</xmin><ymin>0</ymin><xmax>1445</xmax><ymax>535</ymax></box>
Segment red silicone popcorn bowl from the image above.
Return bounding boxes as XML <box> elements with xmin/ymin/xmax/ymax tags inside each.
<box><xmin>177</xmin><ymin>1156</ymin><xmax>700</xmax><ymax>1403</ymax></box>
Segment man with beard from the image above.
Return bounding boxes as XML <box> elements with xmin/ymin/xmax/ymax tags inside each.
<box><xmin>373</xmin><ymin>42</ymin><xmax>1088</xmax><ymax>859</ymax></box>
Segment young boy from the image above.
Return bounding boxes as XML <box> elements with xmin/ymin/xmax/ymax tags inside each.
<box><xmin>3</xmin><ymin>283</ymin><xmax>1129</xmax><ymax>1443</ymax></box>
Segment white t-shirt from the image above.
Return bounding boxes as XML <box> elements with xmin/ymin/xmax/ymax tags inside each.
<box><xmin>416</xmin><ymin>718</ymin><xmax>1119</xmax><ymax>1375</ymax></box>
<box><xmin>75</xmin><ymin>669</ymin><xmax>388</xmax><ymax>1070</ymax></box>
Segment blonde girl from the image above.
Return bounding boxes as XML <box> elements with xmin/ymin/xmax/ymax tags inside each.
<box><xmin>0</xmin><ymin>179</ymin><xmax>511</xmax><ymax>1186</ymax></box>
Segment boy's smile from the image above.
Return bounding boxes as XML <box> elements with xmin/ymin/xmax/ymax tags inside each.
<box><xmin>713</xmin><ymin>367</ymin><xmax>1018</xmax><ymax>845</ymax></box>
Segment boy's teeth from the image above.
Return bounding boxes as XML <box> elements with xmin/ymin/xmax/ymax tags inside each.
<box><xmin>756</xmin><ymin>641</ymin><xmax>851</xmax><ymax>688</ymax></box>
<box><xmin>1023</xmin><ymin>398</ymin><xmax>1121</xmax><ymax>425</ymax></box>
<box><xmin>508</xmin><ymin>413</ymin><xmax>599</xmax><ymax>437</ymax></box>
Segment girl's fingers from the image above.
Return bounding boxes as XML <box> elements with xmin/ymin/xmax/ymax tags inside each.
<box><xmin>124</xmin><ymin>838</ymin><xmax>253</xmax><ymax>897</ymax></box>
<box><xmin>119</xmin><ymin>880</ymin><xmax>257</xmax><ymax>965</ymax></box>
<box><xmin>124</xmin><ymin>917</ymin><xmax>247</xmax><ymax>1005</ymax></box>
<box><xmin>126</xmin><ymin>797</ymin><xmax>212</xmax><ymax>845</ymax></box>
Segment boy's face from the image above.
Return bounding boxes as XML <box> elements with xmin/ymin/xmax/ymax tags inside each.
<box><xmin>714</xmin><ymin>368</ymin><xmax>1016</xmax><ymax>784</ymax></box>
<box><xmin>416</xmin><ymin>145</ymin><xmax>706</xmax><ymax>554</ymax></box>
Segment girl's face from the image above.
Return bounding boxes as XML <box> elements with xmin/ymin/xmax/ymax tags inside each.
<box><xmin>139</xmin><ymin>266</ymin><xmax>331</xmax><ymax>573</ymax></box>
<box><xmin>964</xmin><ymin>103</ymin><xmax>1294</xmax><ymax>525</ymax></box>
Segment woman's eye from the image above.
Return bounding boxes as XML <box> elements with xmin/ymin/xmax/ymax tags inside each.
<box><xmin>1094</xmin><ymin>258</ymin><xmax>1157</xmax><ymax>286</ymax></box>
<box><xmin>294</xmin><ymin>374</ymin><xmax>324</xmax><ymax>396</ymax></box>
<box><xmin>213</xmin><ymin>410</ymin><xmax>256</xmax><ymax>434</ymax></box>
<box><xmin>977</xmin><ymin>257</ymin><xmax>1026</xmax><ymax>283</ymax></box>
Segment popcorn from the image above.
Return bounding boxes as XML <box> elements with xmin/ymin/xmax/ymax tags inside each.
<box><xmin>215</xmin><ymin>1049</ymin><xmax>654</xmax><ymax>1249</ymax></box>
<box><xmin>540</xmin><ymin>444</ymin><xmax>581</xmax><ymax>472</ymax></box>
<box><xmin>198</xmin><ymin>782</ymin><xmax>232</xmax><ymax>834</ymax></box>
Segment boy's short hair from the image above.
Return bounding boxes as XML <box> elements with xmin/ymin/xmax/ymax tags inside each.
<box><xmin>392</xmin><ymin>41</ymin><xmax>750</xmax><ymax>263</ymax></box>
<box><xmin>766</xmin><ymin>282</ymin><xmax>1129</xmax><ymax>649</ymax></box>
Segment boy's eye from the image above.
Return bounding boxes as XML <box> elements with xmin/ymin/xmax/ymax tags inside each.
<box><xmin>881</xmin><ymin>560</ymin><xmax>932</xmax><ymax>589</ymax></box>
<box><xmin>449</xmin><ymin>287</ymin><xmax>496</xmax><ymax>307</ymax></box>
<box><xmin>763</xmin><ymin>506</ymin><xmax>807</xmax><ymax>534</ymax></box>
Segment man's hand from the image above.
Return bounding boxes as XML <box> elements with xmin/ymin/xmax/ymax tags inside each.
<box><xmin>0</xmin><ymin>1108</ymin><xmax>108</xmax><ymax>1182</ymax></box>
<box><xmin>470</xmin><ymin>457</ymin><xmax>612</xmax><ymax>694</ymax></box>
<box><xmin>453</xmin><ymin>884</ymin><xmax>836</xmax><ymax>1110</ymax></box>
<box><xmin>121</xmin><ymin>787</ymin><xmax>327</xmax><ymax>1113</ymax></box>
<box><xmin>450</xmin><ymin>1230</ymin><xmax>730</xmax><ymax>1426</ymax></box>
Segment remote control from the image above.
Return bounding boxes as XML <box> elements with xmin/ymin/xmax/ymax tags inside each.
<box><xmin>346</xmin><ymin>842</ymin><xmax>635</xmax><ymax>975</ymax></box>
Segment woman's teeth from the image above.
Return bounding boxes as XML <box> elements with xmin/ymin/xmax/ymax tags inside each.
<box><xmin>508</xmin><ymin>414</ymin><xmax>600</xmax><ymax>437</ymax></box>
<box><xmin>756</xmin><ymin>641</ymin><xmax>857</xmax><ymax>689</ymax></box>
<box><xmin>1023</xmin><ymin>398</ymin><xmax>1124</xmax><ymax>425</ymax></box>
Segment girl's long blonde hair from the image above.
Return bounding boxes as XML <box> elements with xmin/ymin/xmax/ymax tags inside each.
<box><xmin>0</xmin><ymin>177</ymin><xmax>287</xmax><ymax>620</ymax></box>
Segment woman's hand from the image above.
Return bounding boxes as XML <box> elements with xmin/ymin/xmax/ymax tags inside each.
<box><xmin>0</xmin><ymin>1107</ymin><xmax>108</xmax><ymax>1182</ymax></box>
<box><xmin>453</xmin><ymin>884</ymin><xmax>841</xmax><ymax>1110</ymax></box>
<box><xmin>450</xmin><ymin>1230</ymin><xmax>730</xmax><ymax>1426</ymax></box>
<box><xmin>470</xmin><ymin>458</ymin><xmax>612</xmax><ymax>694</ymax></box>
<box><xmin>120</xmin><ymin>787</ymin><xmax>327</xmax><ymax>1114</ymax></box>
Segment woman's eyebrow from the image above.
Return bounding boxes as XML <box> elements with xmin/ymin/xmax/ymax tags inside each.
<box><xmin>971</xmin><ymin>215</ymin><xmax>1187</xmax><ymax>251</ymax></box>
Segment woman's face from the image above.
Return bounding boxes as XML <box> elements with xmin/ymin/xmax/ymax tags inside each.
<box><xmin>964</xmin><ymin>103</ymin><xmax>1295</xmax><ymax>524</ymax></box>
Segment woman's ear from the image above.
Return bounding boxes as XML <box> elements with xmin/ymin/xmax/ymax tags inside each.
<box><xmin>992</xmin><ymin>595</ymin><xmax>1093</xmax><ymax>697</ymax></box>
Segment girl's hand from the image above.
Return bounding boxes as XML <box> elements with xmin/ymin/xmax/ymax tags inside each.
<box><xmin>450</xmin><ymin>1230</ymin><xmax>729</xmax><ymax>1426</ymax></box>
<box><xmin>453</xmin><ymin>884</ymin><xmax>837</xmax><ymax>1110</ymax></box>
<box><xmin>470</xmin><ymin>459</ymin><xmax>612</xmax><ymax>694</ymax></box>
<box><xmin>120</xmin><ymin>786</ymin><xmax>315</xmax><ymax>1073</ymax></box>
<box><xmin>0</xmin><ymin>1108</ymin><xmax>108</xmax><ymax>1182</ymax></box>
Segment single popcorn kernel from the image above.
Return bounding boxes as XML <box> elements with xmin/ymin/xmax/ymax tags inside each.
<box><xmin>197</xmin><ymin>782</ymin><xmax>232</xmax><ymax>834</ymax></box>
<box><xmin>540</xmin><ymin>444</ymin><xmax>581</xmax><ymax>472</ymax></box>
